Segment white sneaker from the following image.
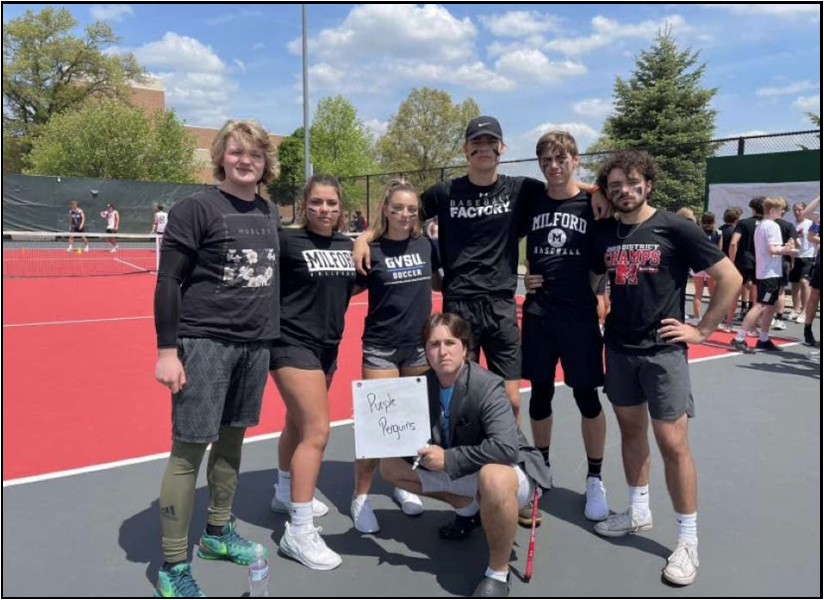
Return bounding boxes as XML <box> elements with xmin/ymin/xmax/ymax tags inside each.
<box><xmin>350</xmin><ymin>495</ymin><xmax>380</xmax><ymax>533</ymax></box>
<box><xmin>84</xmin><ymin>246</ymin><xmax>89</xmax><ymax>252</ymax></box>
<box><xmin>771</xmin><ymin>318</ymin><xmax>786</xmax><ymax>331</ymax></box>
<box><xmin>789</xmin><ymin>310</ymin><xmax>800</xmax><ymax>321</ymax></box>
<box><xmin>795</xmin><ymin>313</ymin><xmax>806</xmax><ymax>324</ymax></box>
<box><xmin>594</xmin><ymin>509</ymin><xmax>653</xmax><ymax>538</ymax></box>
<box><xmin>66</xmin><ymin>246</ymin><xmax>73</xmax><ymax>252</ymax></box>
<box><xmin>393</xmin><ymin>487</ymin><xmax>424</xmax><ymax>516</ymax></box>
<box><xmin>278</xmin><ymin>523</ymin><xmax>342</xmax><ymax>571</ymax></box>
<box><xmin>663</xmin><ymin>541</ymin><xmax>699</xmax><ymax>585</ymax></box>
<box><xmin>686</xmin><ymin>317</ymin><xmax>701</xmax><ymax>326</ymax></box>
<box><xmin>109</xmin><ymin>246</ymin><xmax>118</xmax><ymax>253</ymax></box>
<box><xmin>270</xmin><ymin>486</ymin><xmax>330</xmax><ymax>517</ymax></box>
<box><xmin>584</xmin><ymin>477</ymin><xmax>609</xmax><ymax>521</ymax></box>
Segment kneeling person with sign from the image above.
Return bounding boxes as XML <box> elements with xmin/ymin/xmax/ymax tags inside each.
<box><xmin>380</xmin><ymin>313</ymin><xmax>552</xmax><ymax>598</ymax></box>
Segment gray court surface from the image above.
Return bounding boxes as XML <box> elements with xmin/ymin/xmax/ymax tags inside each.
<box><xmin>2</xmin><ymin>336</ymin><xmax>821</xmax><ymax>597</ymax></box>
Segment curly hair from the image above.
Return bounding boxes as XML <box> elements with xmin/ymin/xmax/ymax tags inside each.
<box><xmin>596</xmin><ymin>150</ymin><xmax>657</xmax><ymax>191</ymax></box>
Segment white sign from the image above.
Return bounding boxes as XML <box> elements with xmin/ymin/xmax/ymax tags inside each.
<box><xmin>352</xmin><ymin>376</ymin><xmax>430</xmax><ymax>459</ymax></box>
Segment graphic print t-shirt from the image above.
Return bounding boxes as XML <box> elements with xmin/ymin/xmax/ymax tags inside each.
<box><xmin>522</xmin><ymin>190</ymin><xmax>597</xmax><ymax>318</ymax></box>
<box><xmin>279</xmin><ymin>228</ymin><xmax>356</xmax><ymax>350</ymax></box>
<box><xmin>422</xmin><ymin>175</ymin><xmax>544</xmax><ymax>300</ymax></box>
<box><xmin>161</xmin><ymin>187</ymin><xmax>281</xmax><ymax>342</ymax></box>
<box><xmin>69</xmin><ymin>208</ymin><xmax>84</xmax><ymax>228</ymax></box>
<box><xmin>591</xmin><ymin>210</ymin><xmax>725</xmax><ymax>353</ymax></box>
<box><xmin>356</xmin><ymin>235</ymin><xmax>440</xmax><ymax>348</ymax></box>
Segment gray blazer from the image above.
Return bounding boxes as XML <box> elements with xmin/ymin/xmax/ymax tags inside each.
<box><xmin>425</xmin><ymin>362</ymin><xmax>553</xmax><ymax>490</ymax></box>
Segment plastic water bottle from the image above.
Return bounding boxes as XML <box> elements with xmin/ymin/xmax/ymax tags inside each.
<box><xmin>248</xmin><ymin>543</ymin><xmax>269</xmax><ymax>597</ymax></box>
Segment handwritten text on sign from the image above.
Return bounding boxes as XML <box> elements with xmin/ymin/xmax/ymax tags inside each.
<box><xmin>352</xmin><ymin>377</ymin><xmax>430</xmax><ymax>459</ymax></box>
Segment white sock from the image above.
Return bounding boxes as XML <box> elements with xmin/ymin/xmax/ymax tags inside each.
<box><xmin>456</xmin><ymin>498</ymin><xmax>479</xmax><ymax>517</ymax></box>
<box><xmin>484</xmin><ymin>567</ymin><xmax>509</xmax><ymax>583</ymax></box>
<box><xmin>290</xmin><ymin>501</ymin><xmax>314</xmax><ymax>533</ymax></box>
<box><xmin>735</xmin><ymin>330</ymin><xmax>745</xmax><ymax>342</ymax></box>
<box><xmin>277</xmin><ymin>469</ymin><xmax>291</xmax><ymax>502</ymax></box>
<box><xmin>759</xmin><ymin>332</ymin><xmax>770</xmax><ymax>342</ymax></box>
<box><xmin>629</xmin><ymin>485</ymin><xmax>650</xmax><ymax>518</ymax></box>
<box><xmin>353</xmin><ymin>493</ymin><xmax>368</xmax><ymax>503</ymax></box>
<box><xmin>676</xmin><ymin>512</ymin><xmax>698</xmax><ymax>544</ymax></box>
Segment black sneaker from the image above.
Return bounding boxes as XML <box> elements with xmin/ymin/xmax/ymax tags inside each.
<box><xmin>471</xmin><ymin>573</ymin><xmax>511</xmax><ymax>597</ymax></box>
<box><xmin>438</xmin><ymin>512</ymin><xmax>482</xmax><ymax>540</ymax></box>
<box><xmin>756</xmin><ymin>339</ymin><xmax>782</xmax><ymax>352</ymax></box>
<box><xmin>804</xmin><ymin>330</ymin><xmax>818</xmax><ymax>347</ymax></box>
<box><xmin>730</xmin><ymin>338</ymin><xmax>755</xmax><ymax>354</ymax></box>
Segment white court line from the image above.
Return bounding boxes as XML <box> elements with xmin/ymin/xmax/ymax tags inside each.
<box><xmin>4</xmin><ymin>340</ymin><xmax>779</xmax><ymax>488</ymax></box>
<box><xmin>113</xmin><ymin>257</ymin><xmax>149</xmax><ymax>272</ymax></box>
<box><xmin>3</xmin><ymin>315</ymin><xmax>153</xmax><ymax>328</ymax></box>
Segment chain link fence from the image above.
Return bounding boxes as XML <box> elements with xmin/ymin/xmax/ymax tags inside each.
<box><xmin>337</xmin><ymin>130</ymin><xmax>820</xmax><ymax>226</ymax></box>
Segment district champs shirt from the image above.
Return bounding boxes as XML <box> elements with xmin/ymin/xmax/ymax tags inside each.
<box><xmin>522</xmin><ymin>190</ymin><xmax>596</xmax><ymax>317</ymax></box>
<box><xmin>279</xmin><ymin>228</ymin><xmax>356</xmax><ymax>349</ymax></box>
<box><xmin>422</xmin><ymin>175</ymin><xmax>545</xmax><ymax>300</ymax></box>
<box><xmin>592</xmin><ymin>210</ymin><xmax>725</xmax><ymax>353</ymax></box>
<box><xmin>356</xmin><ymin>236</ymin><xmax>440</xmax><ymax>348</ymax></box>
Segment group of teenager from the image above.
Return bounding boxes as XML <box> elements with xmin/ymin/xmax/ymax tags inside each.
<box><xmin>152</xmin><ymin>114</ymin><xmax>768</xmax><ymax>597</ymax></box>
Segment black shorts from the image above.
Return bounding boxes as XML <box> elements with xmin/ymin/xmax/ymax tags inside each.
<box><xmin>756</xmin><ymin>277</ymin><xmax>783</xmax><ymax>305</ymax></box>
<box><xmin>789</xmin><ymin>258</ymin><xmax>815</xmax><ymax>283</ymax></box>
<box><xmin>595</xmin><ymin>274</ymin><xmax>608</xmax><ymax>295</ymax></box>
<box><xmin>736</xmin><ymin>264</ymin><xmax>756</xmax><ymax>285</ymax></box>
<box><xmin>811</xmin><ymin>263</ymin><xmax>821</xmax><ymax>291</ymax></box>
<box><xmin>172</xmin><ymin>338</ymin><xmax>270</xmax><ymax>443</ymax></box>
<box><xmin>604</xmin><ymin>346</ymin><xmax>694</xmax><ymax>421</ymax></box>
<box><xmin>269</xmin><ymin>341</ymin><xmax>339</xmax><ymax>376</ymax></box>
<box><xmin>443</xmin><ymin>296</ymin><xmax>521</xmax><ymax>381</ymax></box>
<box><xmin>70</xmin><ymin>225</ymin><xmax>85</xmax><ymax>233</ymax></box>
<box><xmin>106</xmin><ymin>228</ymin><xmax>118</xmax><ymax>234</ymax></box>
<box><xmin>521</xmin><ymin>312</ymin><xmax>604</xmax><ymax>388</ymax></box>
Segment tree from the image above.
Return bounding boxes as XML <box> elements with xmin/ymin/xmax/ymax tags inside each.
<box><xmin>2</xmin><ymin>7</ymin><xmax>145</xmax><ymax>171</ymax></box>
<box><xmin>267</xmin><ymin>128</ymin><xmax>305</xmax><ymax>208</ymax></box>
<box><xmin>377</xmin><ymin>87</ymin><xmax>479</xmax><ymax>186</ymax></box>
<box><xmin>807</xmin><ymin>112</ymin><xmax>821</xmax><ymax>129</ymax></box>
<box><xmin>587</xmin><ymin>28</ymin><xmax>717</xmax><ymax>213</ymax></box>
<box><xmin>310</xmin><ymin>96</ymin><xmax>376</xmax><ymax>211</ymax></box>
<box><xmin>26</xmin><ymin>99</ymin><xmax>197</xmax><ymax>182</ymax></box>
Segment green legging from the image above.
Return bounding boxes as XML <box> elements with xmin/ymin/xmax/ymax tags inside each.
<box><xmin>159</xmin><ymin>426</ymin><xmax>245</xmax><ymax>563</ymax></box>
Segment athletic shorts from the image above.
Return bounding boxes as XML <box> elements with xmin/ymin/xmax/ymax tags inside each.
<box><xmin>736</xmin><ymin>264</ymin><xmax>756</xmax><ymax>285</ymax></box>
<box><xmin>416</xmin><ymin>463</ymin><xmax>534</xmax><ymax>508</ymax></box>
<box><xmin>70</xmin><ymin>225</ymin><xmax>85</xmax><ymax>233</ymax></box>
<box><xmin>521</xmin><ymin>312</ymin><xmax>604</xmax><ymax>388</ymax></box>
<box><xmin>789</xmin><ymin>258</ymin><xmax>815</xmax><ymax>283</ymax></box>
<box><xmin>595</xmin><ymin>274</ymin><xmax>608</xmax><ymax>295</ymax></box>
<box><xmin>106</xmin><ymin>228</ymin><xmax>118</xmax><ymax>234</ymax></box>
<box><xmin>811</xmin><ymin>263</ymin><xmax>821</xmax><ymax>291</ymax></box>
<box><xmin>604</xmin><ymin>346</ymin><xmax>694</xmax><ymax>421</ymax></box>
<box><xmin>172</xmin><ymin>338</ymin><xmax>270</xmax><ymax>443</ymax></box>
<box><xmin>443</xmin><ymin>296</ymin><xmax>521</xmax><ymax>381</ymax></box>
<box><xmin>362</xmin><ymin>345</ymin><xmax>427</xmax><ymax>371</ymax></box>
<box><xmin>269</xmin><ymin>341</ymin><xmax>339</xmax><ymax>376</ymax></box>
<box><xmin>756</xmin><ymin>278</ymin><xmax>783</xmax><ymax>306</ymax></box>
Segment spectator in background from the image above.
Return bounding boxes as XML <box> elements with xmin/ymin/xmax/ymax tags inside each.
<box><xmin>800</xmin><ymin>196</ymin><xmax>821</xmax><ymax>348</ymax></box>
<box><xmin>67</xmin><ymin>199</ymin><xmax>89</xmax><ymax>252</ymax></box>
<box><xmin>100</xmin><ymin>203</ymin><xmax>120</xmax><ymax>252</ymax></box>
<box><xmin>719</xmin><ymin>206</ymin><xmax>743</xmax><ymax>331</ymax></box>
<box><xmin>153</xmin><ymin>205</ymin><xmax>169</xmax><ymax>236</ymax></box>
<box><xmin>729</xmin><ymin>197</ymin><xmax>764</xmax><ymax>324</ymax></box>
<box><xmin>426</xmin><ymin>216</ymin><xmax>439</xmax><ymax>240</ymax></box>
<box><xmin>353</xmin><ymin>210</ymin><xmax>367</xmax><ymax>232</ymax></box>
<box><xmin>771</xmin><ymin>199</ymin><xmax>799</xmax><ymax>331</ymax></box>
<box><xmin>688</xmin><ymin>212</ymin><xmax>721</xmax><ymax>325</ymax></box>
<box><xmin>789</xmin><ymin>202</ymin><xmax>815</xmax><ymax>323</ymax></box>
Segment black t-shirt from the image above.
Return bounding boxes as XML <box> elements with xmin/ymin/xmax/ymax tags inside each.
<box><xmin>591</xmin><ymin>210</ymin><xmax>725</xmax><ymax>353</ymax></box>
<box><xmin>775</xmin><ymin>218</ymin><xmax>798</xmax><ymax>267</ymax></box>
<box><xmin>733</xmin><ymin>216</ymin><xmax>761</xmax><ymax>269</ymax></box>
<box><xmin>356</xmin><ymin>235</ymin><xmax>440</xmax><ymax>348</ymax></box>
<box><xmin>161</xmin><ymin>188</ymin><xmax>281</xmax><ymax>342</ymax></box>
<box><xmin>279</xmin><ymin>228</ymin><xmax>356</xmax><ymax>350</ymax></box>
<box><xmin>421</xmin><ymin>175</ymin><xmax>545</xmax><ymax>300</ymax></box>
<box><xmin>720</xmin><ymin>223</ymin><xmax>735</xmax><ymax>256</ymax></box>
<box><xmin>522</xmin><ymin>189</ymin><xmax>597</xmax><ymax>317</ymax></box>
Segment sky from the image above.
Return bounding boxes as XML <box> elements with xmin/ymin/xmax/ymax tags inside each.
<box><xmin>4</xmin><ymin>3</ymin><xmax>821</xmax><ymax>163</ymax></box>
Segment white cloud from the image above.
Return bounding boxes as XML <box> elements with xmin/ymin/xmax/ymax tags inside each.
<box><xmin>289</xmin><ymin>4</ymin><xmax>476</xmax><ymax>64</ymax></box>
<box><xmin>203</xmin><ymin>9</ymin><xmax>262</xmax><ymax>27</ymax></box>
<box><xmin>524</xmin><ymin>122</ymin><xmax>600</xmax><ymax>144</ymax></box>
<box><xmin>703</xmin><ymin>4</ymin><xmax>821</xmax><ymax>20</ymax></box>
<box><xmin>391</xmin><ymin>62</ymin><xmax>516</xmax><ymax>92</ymax></box>
<box><xmin>90</xmin><ymin>4</ymin><xmax>133</xmax><ymax>22</ymax></box>
<box><xmin>792</xmin><ymin>95</ymin><xmax>821</xmax><ymax>112</ymax></box>
<box><xmin>134</xmin><ymin>33</ymin><xmax>237</xmax><ymax>127</ymax></box>
<box><xmin>723</xmin><ymin>130</ymin><xmax>769</xmax><ymax>138</ymax></box>
<box><xmin>756</xmin><ymin>80</ymin><xmax>820</xmax><ymax>97</ymax></box>
<box><xmin>545</xmin><ymin>14</ymin><xmax>694</xmax><ymax>56</ymax></box>
<box><xmin>363</xmin><ymin>118</ymin><xmax>389</xmax><ymax>138</ymax></box>
<box><xmin>233</xmin><ymin>59</ymin><xmax>246</xmax><ymax>74</ymax></box>
<box><xmin>479</xmin><ymin>11</ymin><xmax>562</xmax><ymax>38</ymax></box>
<box><xmin>573</xmin><ymin>98</ymin><xmax>615</xmax><ymax>119</ymax></box>
<box><xmin>494</xmin><ymin>50</ymin><xmax>587</xmax><ymax>84</ymax></box>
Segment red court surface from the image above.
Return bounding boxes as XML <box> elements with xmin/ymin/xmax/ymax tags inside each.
<box><xmin>2</xmin><ymin>274</ymin><xmax>793</xmax><ymax>481</ymax></box>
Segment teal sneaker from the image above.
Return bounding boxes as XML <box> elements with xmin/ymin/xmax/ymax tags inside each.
<box><xmin>197</xmin><ymin>520</ymin><xmax>267</xmax><ymax>565</ymax></box>
<box><xmin>154</xmin><ymin>563</ymin><xmax>206</xmax><ymax>597</ymax></box>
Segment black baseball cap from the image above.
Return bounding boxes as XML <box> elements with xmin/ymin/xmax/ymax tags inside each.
<box><xmin>465</xmin><ymin>116</ymin><xmax>503</xmax><ymax>141</ymax></box>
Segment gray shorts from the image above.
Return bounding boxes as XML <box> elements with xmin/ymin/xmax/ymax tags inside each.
<box><xmin>416</xmin><ymin>464</ymin><xmax>534</xmax><ymax>508</ymax></box>
<box><xmin>362</xmin><ymin>345</ymin><xmax>428</xmax><ymax>370</ymax></box>
<box><xmin>172</xmin><ymin>338</ymin><xmax>270</xmax><ymax>443</ymax></box>
<box><xmin>604</xmin><ymin>346</ymin><xmax>694</xmax><ymax>421</ymax></box>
